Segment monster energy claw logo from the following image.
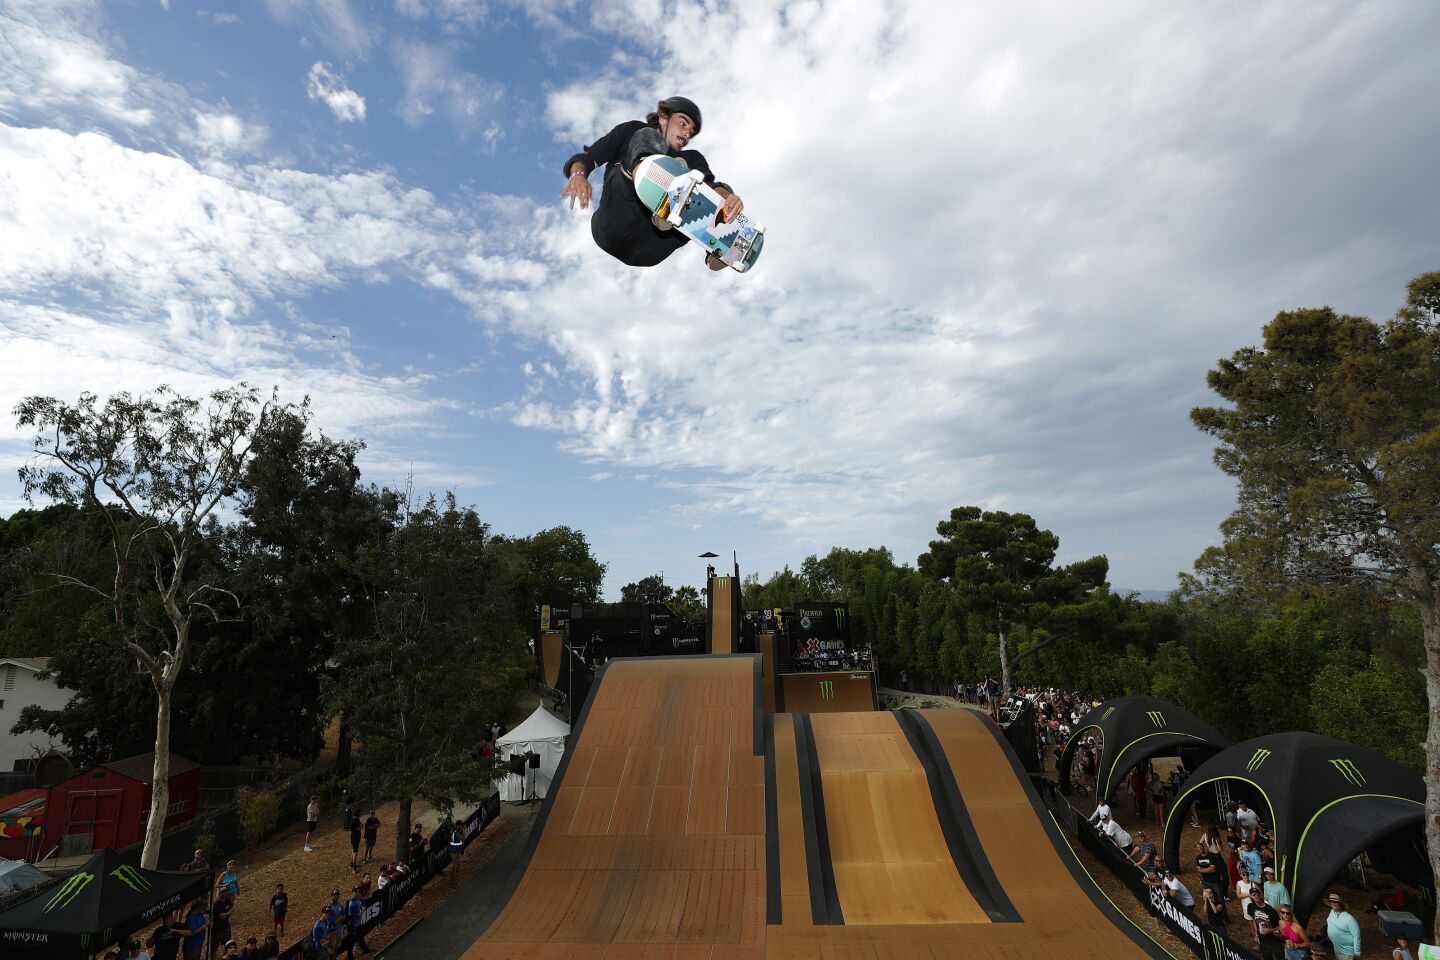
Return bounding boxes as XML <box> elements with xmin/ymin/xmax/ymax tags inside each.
<box><xmin>1146</xmin><ymin>710</ymin><xmax>1166</xmax><ymax>727</ymax></box>
<box><xmin>45</xmin><ymin>871</ymin><xmax>95</xmax><ymax>912</ymax></box>
<box><xmin>1207</xmin><ymin>929</ymin><xmax>1225</xmax><ymax>959</ymax></box>
<box><xmin>111</xmin><ymin>864</ymin><xmax>152</xmax><ymax>893</ymax></box>
<box><xmin>1101</xmin><ymin>706</ymin><xmax>1116</xmax><ymax>722</ymax></box>
<box><xmin>833</xmin><ymin>608</ymin><xmax>847</xmax><ymax>630</ymax></box>
<box><xmin>1330</xmin><ymin>758</ymin><xmax>1365</xmax><ymax>786</ymax></box>
<box><xmin>819</xmin><ymin>680</ymin><xmax>836</xmax><ymax>701</ymax></box>
<box><xmin>1246</xmin><ymin>748</ymin><xmax>1272</xmax><ymax>772</ymax></box>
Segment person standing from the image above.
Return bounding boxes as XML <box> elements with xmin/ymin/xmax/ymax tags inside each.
<box><xmin>1129</xmin><ymin>769</ymin><xmax>1149</xmax><ymax>820</ymax></box>
<box><xmin>1325</xmin><ymin>894</ymin><xmax>1362</xmax><ymax>960</ymax></box>
<box><xmin>362</xmin><ymin>811</ymin><xmax>380</xmax><ymax>864</ymax></box>
<box><xmin>1088</xmin><ymin>797</ymin><xmax>1114</xmax><ymax>826</ymax></box>
<box><xmin>1235</xmin><ymin>800</ymin><xmax>1261</xmax><ymax>841</ymax></box>
<box><xmin>1249</xmin><ymin>889</ymin><xmax>1283</xmax><ymax>960</ymax></box>
<box><xmin>1195</xmin><ymin>840</ymin><xmax>1226</xmax><ymax>903</ymax></box>
<box><xmin>305</xmin><ymin>796</ymin><xmax>320</xmax><ymax>853</ymax></box>
<box><xmin>147</xmin><ymin>909</ymin><xmax>182</xmax><ymax>960</ymax></box>
<box><xmin>1277</xmin><ymin>906</ymin><xmax>1311</xmax><ymax>960</ymax></box>
<box><xmin>899</xmin><ymin>669</ymin><xmax>909</xmax><ymax>692</ymax></box>
<box><xmin>209</xmin><ymin>895</ymin><xmax>234</xmax><ymax>959</ymax></box>
<box><xmin>176</xmin><ymin>901</ymin><xmax>207</xmax><ymax>960</ymax></box>
<box><xmin>1393</xmin><ymin>935</ymin><xmax>1416</xmax><ymax>960</ymax></box>
<box><xmin>1201</xmin><ymin>887</ymin><xmax>1229</xmax><ymax>934</ymax></box>
<box><xmin>1262</xmin><ymin>866</ymin><xmax>1292</xmax><ymax>908</ymax></box>
<box><xmin>1148</xmin><ymin>770</ymin><xmax>1168</xmax><ymax>828</ymax></box>
<box><xmin>268</xmin><ymin>883</ymin><xmax>288</xmax><ymax>940</ymax></box>
<box><xmin>349</xmin><ymin>815</ymin><xmax>363</xmax><ymax>872</ymax></box>
<box><xmin>344</xmin><ymin>886</ymin><xmax>373</xmax><ymax>957</ymax></box>
<box><xmin>1239</xmin><ymin>838</ymin><xmax>1264</xmax><ymax>886</ymax></box>
<box><xmin>215</xmin><ymin>861</ymin><xmax>239</xmax><ymax>901</ymax></box>
<box><xmin>1099</xmin><ymin>814</ymin><xmax>1134</xmax><ymax>855</ymax></box>
<box><xmin>310</xmin><ymin>907</ymin><xmax>332</xmax><ymax>960</ymax></box>
<box><xmin>1161</xmin><ymin>869</ymin><xmax>1196</xmax><ymax>908</ymax></box>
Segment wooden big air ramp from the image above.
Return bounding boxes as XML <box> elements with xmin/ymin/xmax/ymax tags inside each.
<box><xmin>465</xmin><ymin>658</ymin><xmax>1172</xmax><ymax>960</ymax></box>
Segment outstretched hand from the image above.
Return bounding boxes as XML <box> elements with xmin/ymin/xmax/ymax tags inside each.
<box><xmin>561</xmin><ymin>175</ymin><xmax>592</xmax><ymax>210</ymax></box>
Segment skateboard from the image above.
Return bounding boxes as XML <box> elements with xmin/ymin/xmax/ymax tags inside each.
<box><xmin>633</xmin><ymin>155</ymin><xmax>765</xmax><ymax>273</ymax></box>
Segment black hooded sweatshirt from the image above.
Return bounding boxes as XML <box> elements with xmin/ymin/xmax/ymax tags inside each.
<box><xmin>564</xmin><ymin>120</ymin><xmax>731</xmax><ymax>267</ymax></box>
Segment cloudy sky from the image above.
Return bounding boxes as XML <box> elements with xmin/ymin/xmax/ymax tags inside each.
<box><xmin>2</xmin><ymin>0</ymin><xmax>1438</xmax><ymax>598</ymax></box>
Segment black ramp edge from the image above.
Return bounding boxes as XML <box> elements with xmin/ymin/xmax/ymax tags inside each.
<box><xmin>896</xmin><ymin>709</ymin><xmax>1021</xmax><ymax>923</ymax></box>
<box><xmin>763</xmin><ymin>715</ymin><xmax>781</xmax><ymax>925</ymax></box>
<box><xmin>795</xmin><ymin>714</ymin><xmax>844</xmax><ymax>925</ymax></box>
<box><xmin>750</xmin><ymin>653</ymin><xmax>764</xmax><ymax>756</ymax></box>
<box><xmin>966</xmin><ymin>709</ymin><xmax>1177</xmax><ymax>960</ymax></box>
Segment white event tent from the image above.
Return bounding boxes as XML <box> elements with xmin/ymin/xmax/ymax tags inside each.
<box><xmin>496</xmin><ymin>704</ymin><xmax>570</xmax><ymax>801</ymax></box>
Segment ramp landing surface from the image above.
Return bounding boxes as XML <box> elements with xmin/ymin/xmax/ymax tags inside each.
<box><xmin>462</xmin><ymin>656</ymin><xmax>1170</xmax><ymax>960</ymax></box>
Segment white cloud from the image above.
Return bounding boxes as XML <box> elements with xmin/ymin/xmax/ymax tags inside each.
<box><xmin>0</xmin><ymin>124</ymin><xmax>454</xmax><ymax>319</ymax></box>
<box><xmin>191</xmin><ymin>110</ymin><xmax>263</xmax><ymax>154</ymax></box>
<box><xmin>306</xmin><ymin>61</ymin><xmax>367</xmax><ymax>122</ymax></box>
<box><xmin>201</xmin><ymin>11</ymin><xmax>242</xmax><ymax>26</ymax></box>
<box><xmin>501</xmin><ymin>0</ymin><xmax>1440</xmax><ymax>585</ymax></box>
<box><xmin>263</xmin><ymin>0</ymin><xmax>372</xmax><ymax>58</ymax></box>
<box><xmin>391</xmin><ymin>37</ymin><xmax>502</xmax><ymax>133</ymax></box>
<box><xmin>0</xmin><ymin>1</ymin><xmax>155</xmax><ymax>127</ymax></box>
<box><xmin>394</xmin><ymin>0</ymin><xmax>488</xmax><ymax>30</ymax></box>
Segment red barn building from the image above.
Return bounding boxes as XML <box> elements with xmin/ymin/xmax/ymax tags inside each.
<box><xmin>34</xmin><ymin>752</ymin><xmax>199</xmax><ymax>858</ymax></box>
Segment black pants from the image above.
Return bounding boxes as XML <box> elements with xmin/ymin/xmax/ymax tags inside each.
<box><xmin>590</xmin><ymin>165</ymin><xmax>687</xmax><ymax>267</ymax></box>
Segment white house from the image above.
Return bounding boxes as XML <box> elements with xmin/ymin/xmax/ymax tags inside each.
<box><xmin>0</xmin><ymin>659</ymin><xmax>73</xmax><ymax>772</ymax></box>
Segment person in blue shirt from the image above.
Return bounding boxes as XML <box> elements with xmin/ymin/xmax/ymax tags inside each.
<box><xmin>1325</xmin><ymin>894</ymin><xmax>1363</xmax><ymax>960</ymax></box>
<box><xmin>178</xmin><ymin>901</ymin><xmax>206</xmax><ymax>960</ymax></box>
<box><xmin>1239</xmin><ymin>837</ymin><xmax>1263</xmax><ymax>885</ymax></box>
<box><xmin>311</xmin><ymin>907</ymin><xmax>331</xmax><ymax>959</ymax></box>
<box><xmin>344</xmin><ymin>886</ymin><xmax>373</xmax><ymax>957</ymax></box>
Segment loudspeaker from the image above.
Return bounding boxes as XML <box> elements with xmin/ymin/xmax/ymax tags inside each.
<box><xmin>506</xmin><ymin>755</ymin><xmax>526</xmax><ymax>775</ymax></box>
<box><xmin>527</xmin><ymin>752</ymin><xmax>541</xmax><ymax>769</ymax></box>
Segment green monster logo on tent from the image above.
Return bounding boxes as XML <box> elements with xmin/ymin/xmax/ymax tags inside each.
<box><xmin>819</xmin><ymin>680</ymin><xmax>836</xmax><ymax>701</ymax></box>
<box><xmin>1330</xmin><ymin>759</ymin><xmax>1365</xmax><ymax>786</ymax></box>
<box><xmin>45</xmin><ymin>871</ymin><xmax>95</xmax><ymax>913</ymax></box>
<box><xmin>1246</xmin><ymin>748</ymin><xmax>1272</xmax><ymax>772</ymax></box>
<box><xmin>1101</xmin><ymin>706</ymin><xmax>1116</xmax><ymax>722</ymax></box>
<box><xmin>111</xmin><ymin>864</ymin><xmax>152</xmax><ymax>893</ymax></box>
<box><xmin>1146</xmin><ymin>710</ymin><xmax>1166</xmax><ymax>727</ymax></box>
<box><xmin>833</xmin><ymin>608</ymin><xmax>846</xmax><ymax>630</ymax></box>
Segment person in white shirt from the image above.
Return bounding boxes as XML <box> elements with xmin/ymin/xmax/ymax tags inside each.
<box><xmin>1099</xmin><ymin>814</ymin><xmax>1133</xmax><ymax>854</ymax></box>
<box><xmin>1088</xmin><ymin>799</ymin><xmax>1113</xmax><ymax>825</ymax></box>
<box><xmin>1235</xmin><ymin>800</ymin><xmax>1261</xmax><ymax>839</ymax></box>
<box><xmin>1162</xmin><ymin>870</ymin><xmax>1196</xmax><ymax>908</ymax></box>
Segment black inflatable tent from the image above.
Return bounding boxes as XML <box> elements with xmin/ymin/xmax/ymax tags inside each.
<box><xmin>0</xmin><ymin>847</ymin><xmax>205</xmax><ymax>955</ymax></box>
<box><xmin>1161</xmin><ymin>731</ymin><xmax>1426</xmax><ymax>924</ymax></box>
<box><xmin>1058</xmin><ymin>695</ymin><xmax>1227</xmax><ymax>803</ymax></box>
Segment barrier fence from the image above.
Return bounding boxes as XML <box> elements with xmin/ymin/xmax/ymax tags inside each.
<box><xmin>278</xmin><ymin>793</ymin><xmax>501</xmax><ymax>959</ymax></box>
<box><xmin>1042</xmin><ymin>783</ymin><xmax>1259</xmax><ymax>960</ymax></box>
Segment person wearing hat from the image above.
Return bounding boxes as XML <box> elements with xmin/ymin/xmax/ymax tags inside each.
<box><xmin>1249</xmin><ymin>887</ymin><xmax>1284</xmax><ymax>960</ymax></box>
<box><xmin>1325</xmin><ymin>894</ymin><xmax>1362</xmax><ymax>960</ymax></box>
<box><xmin>1262</xmin><ymin>866</ymin><xmax>1292</xmax><ymax>908</ymax></box>
<box><xmin>311</xmin><ymin>906</ymin><xmax>332</xmax><ymax>959</ymax></box>
<box><xmin>1161</xmin><ymin>868</ymin><xmax>1196</xmax><ymax>908</ymax></box>
<box><xmin>560</xmin><ymin>97</ymin><xmax>746</xmax><ymax>270</ymax></box>
<box><xmin>1097</xmin><ymin>812</ymin><xmax>1134</xmax><ymax>855</ymax></box>
<box><xmin>1128</xmin><ymin>830</ymin><xmax>1158</xmax><ymax>871</ymax></box>
<box><xmin>325</xmin><ymin>889</ymin><xmax>346</xmax><ymax>955</ymax></box>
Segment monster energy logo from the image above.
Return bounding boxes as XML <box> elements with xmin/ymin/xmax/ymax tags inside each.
<box><xmin>111</xmin><ymin>864</ymin><xmax>152</xmax><ymax>893</ymax></box>
<box><xmin>833</xmin><ymin>608</ymin><xmax>847</xmax><ymax>630</ymax></box>
<box><xmin>819</xmin><ymin>680</ymin><xmax>836</xmax><ymax>701</ymax></box>
<box><xmin>1146</xmin><ymin>710</ymin><xmax>1166</xmax><ymax>727</ymax></box>
<box><xmin>1101</xmin><ymin>706</ymin><xmax>1116</xmax><ymax>722</ymax></box>
<box><xmin>1330</xmin><ymin>758</ymin><xmax>1365</xmax><ymax>786</ymax></box>
<box><xmin>1246</xmin><ymin>748</ymin><xmax>1272</xmax><ymax>772</ymax></box>
<box><xmin>45</xmin><ymin>871</ymin><xmax>94</xmax><ymax>913</ymax></box>
<box><xmin>1207</xmin><ymin>929</ymin><xmax>1225</xmax><ymax>959</ymax></box>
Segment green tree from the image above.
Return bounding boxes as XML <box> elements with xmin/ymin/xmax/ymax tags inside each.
<box><xmin>620</xmin><ymin>574</ymin><xmax>674</xmax><ymax>606</ymax></box>
<box><xmin>327</xmin><ymin>490</ymin><xmax>528</xmax><ymax>862</ymax></box>
<box><xmin>1191</xmin><ymin>271</ymin><xmax>1440</xmax><ymax>931</ymax></box>
<box><xmin>1312</xmin><ymin>656</ymin><xmax>1426</xmax><ymax>770</ymax></box>
<box><xmin>495</xmin><ymin>526</ymin><xmax>606</xmax><ymax>608</ymax></box>
<box><xmin>14</xmin><ymin>385</ymin><xmax>275</xmax><ymax>868</ymax></box>
<box><xmin>918</xmin><ymin>507</ymin><xmax>1111</xmax><ymax>695</ymax></box>
<box><xmin>235</xmin><ymin>786</ymin><xmax>280</xmax><ymax>865</ymax></box>
<box><xmin>670</xmin><ymin>585</ymin><xmax>704</xmax><ymax>620</ymax></box>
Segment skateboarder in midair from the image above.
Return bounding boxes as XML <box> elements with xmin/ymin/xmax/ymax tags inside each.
<box><xmin>561</xmin><ymin>97</ymin><xmax>745</xmax><ymax>268</ymax></box>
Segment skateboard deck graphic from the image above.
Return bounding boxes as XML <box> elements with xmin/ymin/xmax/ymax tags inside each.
<box><xmin>633</xmin><ymin>155</ymin><xmax>765</xmax><ymax>273</ymax></box>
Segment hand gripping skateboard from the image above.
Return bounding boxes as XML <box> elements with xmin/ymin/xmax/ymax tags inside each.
<box><xmin>633</xmin><ymin>155</ymin><xmax>765</xmax><ymax>273</ymax></box>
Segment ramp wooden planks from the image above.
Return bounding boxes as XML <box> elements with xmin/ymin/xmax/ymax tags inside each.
<box><xmin>464</xmin><ymin>660</ymin><xmax>1170</xmax><ymax>960</ymax></box>
<box><xmin>464</xmin><ymin>657</ymin><xmax>766</xmax><ymax>960</ymax></box>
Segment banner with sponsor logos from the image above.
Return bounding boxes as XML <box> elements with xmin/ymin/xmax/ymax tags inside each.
<box><xmin>0</xmin><ymin>847</ymin><xmax>206</xmax><ymax>955</ymax></box>
<box><xmin>1057</xmin><ymin>797</ymin><xmax>1258</xmax><ymax>960</ymax></box>
<box><xmin>278</xmin><ymin>792</ymin><xmax>501</xmax><ymax>959</ymax></box>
